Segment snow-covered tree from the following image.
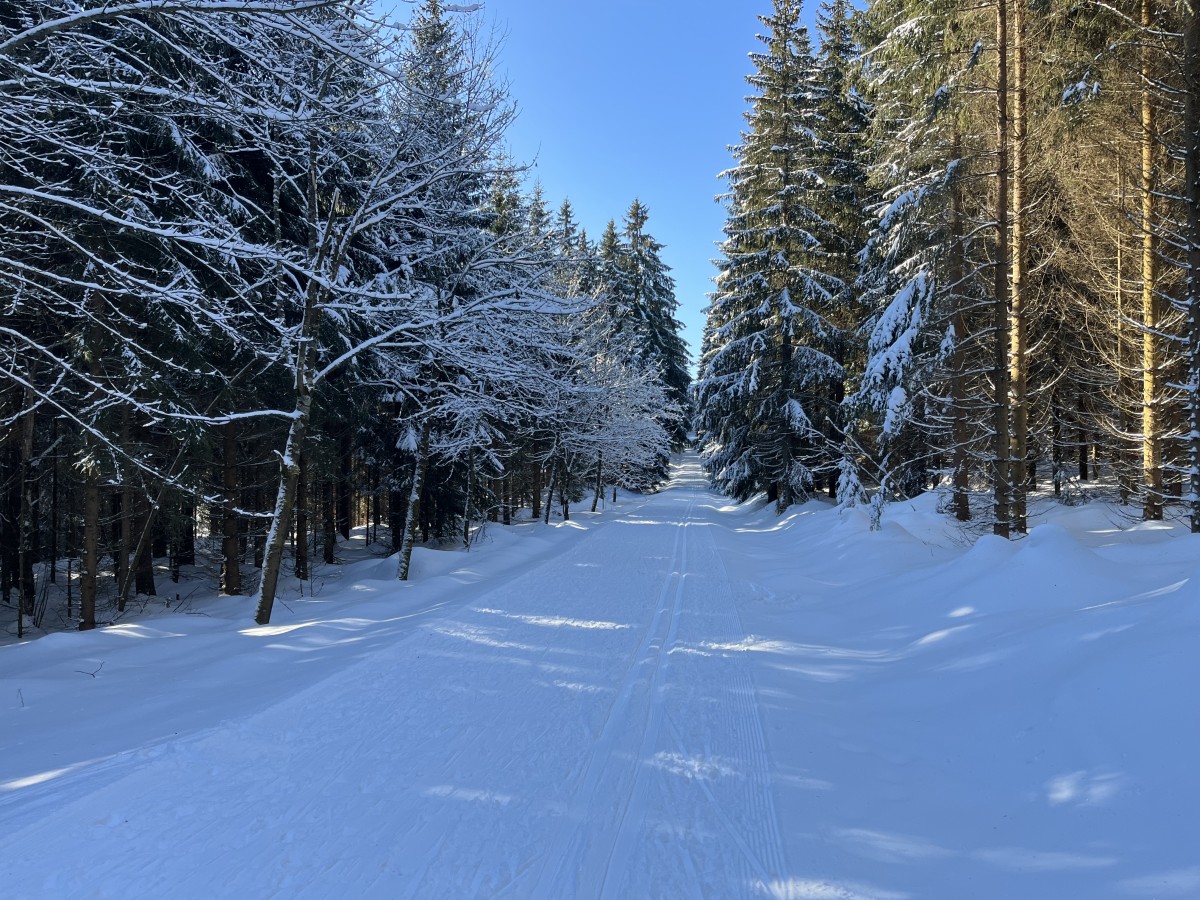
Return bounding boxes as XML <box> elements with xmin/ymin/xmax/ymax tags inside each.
<box><xmin>695</xmin><ymin>0</ymin><xmax>845</xmax><ymax>511</ymax></box>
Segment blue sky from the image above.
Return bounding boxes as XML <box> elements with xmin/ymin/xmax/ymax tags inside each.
<box><xmin>393</xmin><ymin>1</ymin><xmax>822</xmax><ymax>369</ymax></box>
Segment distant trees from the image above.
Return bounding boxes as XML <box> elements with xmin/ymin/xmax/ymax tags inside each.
<box><xmin>0</xmin><ymin>0</ymin><xmax>687</xmax><ymax>634</ymax></box>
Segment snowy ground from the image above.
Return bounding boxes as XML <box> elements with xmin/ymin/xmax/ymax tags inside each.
<box><xmin>2</xmin><ymin>454</ymin><xmax>1197</xmax><ymax>899</ymax></box>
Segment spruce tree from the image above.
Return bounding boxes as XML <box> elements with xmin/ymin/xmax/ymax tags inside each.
<box><xmin>696</xmin><ymin>0</ymin><xmax>844</xmax><ymax>510</ymax></box>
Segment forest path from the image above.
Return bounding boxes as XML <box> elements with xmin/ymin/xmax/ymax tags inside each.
<box><xmin>3</xmin><ymin>455</ymin><xmax>792</xmax><ymax>899</ymax></box>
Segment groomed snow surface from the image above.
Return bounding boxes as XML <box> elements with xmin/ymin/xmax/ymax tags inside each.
<box><xmin>2</xmin><ymin>454</ymin><xmax>1198</xmax><ymax>899</ymax></box>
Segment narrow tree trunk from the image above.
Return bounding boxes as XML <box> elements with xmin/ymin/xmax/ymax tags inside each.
<box><xmin>502</xmin><ymin>473</ymin><xmax>512</xmax><ymax>525</ymax></box>
<box><xmin>397</xmin><ymin>421</ymin><xmax>431</xmax><ymax>581</ymax></box>
<box><xmin>1117</xmin><ymin>167</ymin><xmax>1136</xmax><ymax>505</ymax></box>
<box><xmin>992</xmin><ymin>0</ymin><xmax>1013</xmax><ymax>538</ymax></box>
<box><xmin>322</xmin><ymin>477</ymin><xmax>336</xmax><ymax>565</ymax></box>
<box><xmin>49</xmin><ymin>415</ymin><xmax>58</xmax><ymax>584</ymax></box>
<box><xmin>338</xmin><ymin>431</ymin><xmax>352</xmax><ymax>540</ymax></box>
<box><xmin>80</xmin><ymin>463</ymin><xmax>100</xmax><ymax>631</ymax></box>
<box><xmin>543</xmin><ymin>461</ymin><xmax>558</xmax><ymax>525</ymax></box>
<box><xmin>1141</xmin><ymin>0</ymin><xmax>1164</xmax><ymax>521</ymax></box>
<box><xmin>116</xmin><ymin>409</ymin><xmax>133</xmax><ymax>609</ymax></box>
<box><xmin>463</xmin><ymin>450</ymin><xmax>474</xmax><ymax>549</ymax></box>
<box><xmin>221</xmin><ymin>420</ymin><xmax>242</xmax><ymax>594</ymax></box>
<box><xmin>16</xmin><ymin>389</ymin><xmax>36</xmax><ymax>637</ymax></box>
<box><xmin>295</xmin><ymin>450</ymin><xmax>309</xmax><ymax>579</ymax></box>
<box><xmin>1008</xmin><ymin>0</ymin><xmax>1029</xmax><ymax>532</ymax></box>
<box><xmin>530</xmin><ymin>460</ymin><xmax>542</xmax><ymax>521</ymax></box>
<box><xmin>1184</xmin><ymin>1</ymin><xmax>1200</xmax><ymax>531</ymax></box>
<box><xmin>949</xmin><ymin>127</ymin><xmax>972</xmax><ymax>522</ymax></box>
<box><xmin>134</xmin><ymin>495</ymin><xmax>156</xmax><ymax>597</ymax></box>
<box><xmin>592</xmin><ymin>453</ymin><xmax>603</xmax><ymax>513</ymax></box>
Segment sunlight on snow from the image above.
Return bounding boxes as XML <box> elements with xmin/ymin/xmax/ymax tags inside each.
<box><xmin>423</xmin><ymin>785</ymin><xmax>513</xmax><ymax>806</ymax></box>
<box><xmin>648</xmin><ymin>751</ymin><xmax>738</xmax><ymax>781</ymax></box>
<box><xmin>1045</xmin><ymin>770</ymin><xmax>1123</xmax><ymax>807</ymax></box>
<box><xmin>766</xmin><ymin>878</ymin><xmax>911</xmax><ymax>900</ymax></box>
<box><xmin>474</xmin><ymin>608</ymin><xmax>632</xmax><ymax>630</ymax></box>
<box><xmin>1</xmin><ymin>764</ymin><xmax>85</xmax><ymax>792</ymax></box>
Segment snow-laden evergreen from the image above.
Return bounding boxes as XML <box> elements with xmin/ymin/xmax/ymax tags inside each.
<box><xmin>695</xmin><ymin>0</ymin><xmax>856</xmax><ymax>511</ymax></box>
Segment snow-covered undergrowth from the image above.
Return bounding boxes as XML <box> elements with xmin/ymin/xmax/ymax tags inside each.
<box><xmin>1</xmin><ymin>462</ymin><xmax>1197</xmax><ymax>899</ymax></box>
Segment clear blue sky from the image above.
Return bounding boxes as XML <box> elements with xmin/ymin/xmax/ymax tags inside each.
<box><xmin>391</xmin><ymin>1</ymin><xmax>822</xmax><ymax>369</ymax></box>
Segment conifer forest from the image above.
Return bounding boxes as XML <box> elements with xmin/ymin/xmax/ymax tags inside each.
<box><xmin>0</xmin><ymin>0</ymin><xmax>692</xmax><ymax>632</ymax></box>
<box><xmin>2</xmin><ymin>0</ymin><xmax>1200</xmax><ymax>634</ymax></box>
<box><xmin>696</xmin><ymin>0</ymin><xmax>1200</xmax><ymax>536</ymax></box>
<box><xmin>3</xmin><ymin>2</ymin><xmax>1199</xmax><ymax>896</ymax></box>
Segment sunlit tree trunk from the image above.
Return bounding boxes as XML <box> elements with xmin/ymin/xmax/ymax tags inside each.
<box><xmin>1141</xmin><ymin>0</ymin><xmax>1164</xmax><ymax>521</ymax></box>
<box><xmin>1008</xmin><ymin>0</ymin><xmax>1029</xmax><ymax>533</ymax></box>
<box><xmin>1183</xmin><ymin>1</ymin><xmax>1200</xmax><ymax>532</ymax></box>
<box><xmin>992</xmin><ymin>0</ymin><xmax>1013</xmax><ymax>538</ymax></box>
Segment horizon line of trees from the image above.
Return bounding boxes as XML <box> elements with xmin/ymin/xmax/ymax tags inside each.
<box><xmin>695</xmin><ymin>0</ymin><xmax>1200</xmax><ymax>537</ymax></box>
<box><xmin>0</xmin><ymin>0</ymin><xmax>690</xmax><ymax>636</ymax></box>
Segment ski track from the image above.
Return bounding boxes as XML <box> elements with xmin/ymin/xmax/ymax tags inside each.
<box><xmin>2</xmin><ymin>456</ymin><xmax>790</xmax><ymax>899</ymax></box>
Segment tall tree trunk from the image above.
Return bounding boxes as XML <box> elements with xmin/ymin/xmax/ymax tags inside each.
<box><xmin>530</xmin><ymin>459</ymin><xmax>542</xmax><ymax>521</ymax></box>
<box><xmin>397</xmin><ymin>421</ymin><xmax>431</xmax><ymax>581</ymax></box>
<box><xmin>134</xmin><ymin>495</ymin><xmax>156</xmax><ymax>597</ymax></box>
<box><xmin>949</xmin><ymin>127</ymin><xmax>972</xmax><ymax>522</ymax></box>
<box><xmin>992</xmin><ymin>0</ymin><xmax>1013</xmax><ymax>538</ymax></box>
<box><xmin>116</xmin><ymin>409</ymin><xmax>133</xmax><ymax>608</ymax></box>
<box><xmin>49</xmin><ymin>415</ymin><xmax>58</xmax><ymax>584</ymax></box>
<box><xmin>463</xmin><ymin>450</ymin><xmax>474</xmax><ymax>549</ymax></box>
<box><xmin>592</xmin><ymin>453</ymin><xmax>603</xmax><ymax>513</ymax></box>
<box><xmin>221</xmin><ymin>420</ymin><xmax>242</xmax><ymax>595</ymax></box>
<box><xmin>1141</xmin><ymin>0</ymin><xmax>1164</xmax><ymax>521</ymax></box>
<box><xmin>1117</xmin><ymin>167</ymin><xmax>1137</xmax><ymax>505</ymax></box>
<box><xmin>295</xmin><ymin>450</ymin><xmax>309</xmax><ymax>579</ymax></box>
<box><xmin>338</xmin><ymin>431</ymin><xmax>352</xmax><ymax>540</ymax></box>
<box><xmin>1008</xmin><ymin>0</ymin><xmax>1029</xmax><ymax>533</ymax></box>
<box><xmin>322</xmin><ymin>477</ymin><xmax>336</xmax><ymax>565</ymax></box>
<box><xmin>1184</xmin><ymin>1</ymin><xmax>1200</xmax><ymax>532</ymax></box>
<box><xmin>16</xmin><ymin>388</ymin><xmax>36</xmax><ymax>637</ymax></box>
<box><xmin>543</xmin><ymin>460</ymin><xmax>558</xmax><ymax>525</ymax></box>
<box><xmin>80</xmin><ymin>461</ymin><xmax>100</xmax><ymax>631</ymax></box>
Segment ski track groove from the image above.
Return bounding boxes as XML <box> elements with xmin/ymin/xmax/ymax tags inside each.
<box><xmin>595</xmin><ymin>496</ymin><xmax>695</xmax><ymax>900</ymax></box>
<box><xmin>528</xmin><ymin>493</ymin><xmax>695</xmax><ymax>899</ymax></box>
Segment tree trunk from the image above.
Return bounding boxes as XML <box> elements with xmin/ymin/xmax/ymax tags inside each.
<box><xmin>543</xmin><ymin>461</ymin><xmax>558</xmax><ymax>525</ymax></box>
<box><xmin>16</xmin><ymin>389</ymin><xmax>36</xmax><ymax>637</ymax></box>
<box><xmin>592</xmin><ymin>453</ymin><xmax>603</xmax><ymax>513</ymax></box>
<box><xmin>221</xmin><ymin>420</ymin><xmax>242</xmax><ymax>595</ymax></box>
<box><xmin>530</xmin><ymin>460</ymin><xmax>542</xmax><ymax>521</ymax></box>
<box><xmin>322</xmin><ymin>478</ymin><xmax>336</xmax><ymax>565</ymax></box>
<box><xmin>992</xmin><ymin>0</ymin><xmax>1013</xmax><ymax>538</ymax></box>
<box><xmin>1117</xmin><ymin>167</ymin><xmax>1137</xmax><ymax>505</ymax></box>
<box><xmin>295</xmin><ymin>450</ymin><xmax>309</xmax><ymax>579</ymax></box>
<box><xmin>1141</xmin><ymin>0</ymin><xmax>1164</xmax><ymax>521</ymax></box>
<box><xmin>338</xmin><ymin>430</ymin><xmax>352</xmax><ymax>540</ymax></box>
<box><xmin>397</xmin><ymin>421</ymin><xmax>431</xmax><ymax>581</ymax></box>
<box><xmin>1184</xmin><ymin>1</ymin><xmax>1200</xmax><ymax>532</ymax></box>
<box><xmin>80</xmin><ymin>462</ymin><xmax>100</xmax><ymax>631</ymax></box>
<box><xmin>1008</xmin><ymin>0</ymin><xmax>1029</xmax><ymax>532</ymax></box>
<box><xmin>134</xmin><ymin>494</ymin><xmax>156</xmax><ymax>598</ymax></box>
<box><xmin>949</xmin><ymin>127</ymin><xmax>972</xmax><ymax>522</ymax></box>
<box><xmin>462</xmin><ymin>450</ymin><xmax>474</xmax><ymax>549</ymax></box>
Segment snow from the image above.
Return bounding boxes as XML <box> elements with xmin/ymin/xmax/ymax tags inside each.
<box><xmin>3</xmin><ymin>455</ymin><xmax>1198</xmax><ymax>898</ymax></box>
